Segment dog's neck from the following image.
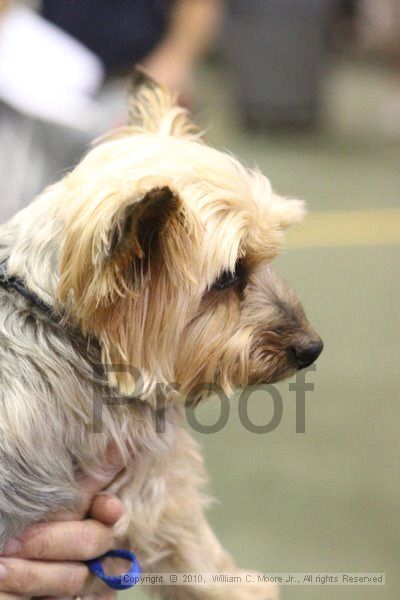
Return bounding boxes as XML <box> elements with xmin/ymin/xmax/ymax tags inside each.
<box><xmin>0</xmin><ymin>185</ymin><xmax>65</xmax><ymax>310</ymax></box>
<box><xmin>0</xmin><ymin>260</ymin><xmax>57</xmax><ymax>319</ymax></box>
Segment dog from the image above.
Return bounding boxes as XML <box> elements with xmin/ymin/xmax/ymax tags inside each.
<box><xmin>0</xmin><ymin>71</ymin><xmax>323</xmax><ymax>599</ymax></box>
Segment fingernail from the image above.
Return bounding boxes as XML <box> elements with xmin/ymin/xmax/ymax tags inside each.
<box><xmin>0</xmin><ymin>562</ymin><xmax>7</xmax><ymax>579</ymax></box>
<box><xmin>2</xmin><ymin>538</ymin><xmax>21</xmax><ymax>556</ymax></box>
<box><xmin>104</xmin><ymin>494</ymin><xmax>125</xmax><ymax>512</ymax></box>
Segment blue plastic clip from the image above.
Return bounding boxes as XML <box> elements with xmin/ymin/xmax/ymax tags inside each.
<box><xmin>86</xmin><ymin>549</ymin><xmax>142</xmax><ymax>591</ymax></box>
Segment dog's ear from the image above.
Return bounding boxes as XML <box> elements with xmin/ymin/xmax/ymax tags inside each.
<box><xmin>58</xmin><ymin>185</ymin><xmax>184</xmax><ymax>393</ymax></box>
<box><xmin>107</xmin><ymin>186</ymin><xmax>178</xmax><ymax>265</ymax></box>
<box><xmin>59</xmin><ymin>185</ymin><xmax>180</xmax><ymax>309</ymax></box>
<box><xmin>126</xmin><ymin>67</ymin><xmax>202</xmax><ymax>139</ymax></box>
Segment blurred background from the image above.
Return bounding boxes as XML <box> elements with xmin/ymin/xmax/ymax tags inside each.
<box><xmin>0</xmin><ymin>1</ymin><xmax>399</xmax><ymax>599</ymax></box>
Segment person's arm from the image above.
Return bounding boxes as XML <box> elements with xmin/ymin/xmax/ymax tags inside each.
<box><xmin>0</xmin><ymin>0</ymin><xmax>10</xmax><ymax>18</ymax></box>
<box><xmin>0</xmin><ymin>448</ymin><xmax>124</xmax><ymax>599</ymax></box>
<box><xmin>163</xmin><ymin>0</ymin><xmax>224</xmax><ymax>63</ymax></box>
<box><xmin>143</xmin><ymin>0</ymin><xmax>224</xmax><ymax>93</ymax></box>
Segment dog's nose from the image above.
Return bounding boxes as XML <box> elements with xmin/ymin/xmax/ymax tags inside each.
<box><xmin>291</xmin><ymin>339</ymin><xmax>323</xmax><ymax>370</ymax></box>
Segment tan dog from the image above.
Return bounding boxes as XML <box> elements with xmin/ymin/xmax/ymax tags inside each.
<box><xmin>0</xmin><ymin>71</ymin><xmax>322</xmax><ymax>599</ymax></box>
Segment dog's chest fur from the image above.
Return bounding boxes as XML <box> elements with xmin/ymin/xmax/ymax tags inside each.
<box><xmin>0</xmin><ymin>287</ymin><xmax>181</xmax><ymax>549</ymax></box>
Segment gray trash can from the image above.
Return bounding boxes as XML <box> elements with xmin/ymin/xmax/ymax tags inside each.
<box><xmin>224</xmin><ymin>0</ymin><xmax>338</xmax><ymax>129</ymax></box>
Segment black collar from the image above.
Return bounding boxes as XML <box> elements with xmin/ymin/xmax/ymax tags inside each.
<box><xmin>0</xmin><ymin>260</ymin><xmax>58</xmax><ymax>320</ymax></box>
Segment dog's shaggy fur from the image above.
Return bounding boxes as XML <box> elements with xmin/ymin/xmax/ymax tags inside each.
<box><xmin>0</xmin><ymin>73</ymin><xmax>322</xmax><ymax>599</ymax></box>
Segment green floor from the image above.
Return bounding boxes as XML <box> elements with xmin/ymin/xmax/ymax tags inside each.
<box><xmin>128</xmin><ymin>62</ymin><xmax>400</xmax><ymax>600</ymax></box>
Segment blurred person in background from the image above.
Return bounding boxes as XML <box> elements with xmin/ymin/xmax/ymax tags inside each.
<box><xmin>0</xmin><ymin>0</ymin><xmax>223</xmax><ymax>223</ymax></box>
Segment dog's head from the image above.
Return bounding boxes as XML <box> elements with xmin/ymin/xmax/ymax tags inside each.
<box><xmin>58</xmin><ymin>71</ymin><xmax>323</xmax><ymax>400</ymax></box>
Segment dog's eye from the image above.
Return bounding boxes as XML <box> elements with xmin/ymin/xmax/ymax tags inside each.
<box><xmin>212</xmin><ymin>259</ymin><xmax>245</xmax><ymax>291</ymax></box>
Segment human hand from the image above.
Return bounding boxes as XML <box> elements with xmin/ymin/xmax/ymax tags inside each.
<box><xmin>0</xmin><ymin>447</ymin><xmax>125</xmax><ymax>600</ymax></box>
